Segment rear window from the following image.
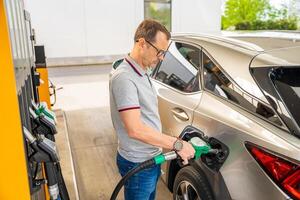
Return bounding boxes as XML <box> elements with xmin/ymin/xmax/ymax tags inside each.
<box><xmin>271</xmin><ymin>68</ymin><xmax>300</xmax><ymax>128</ymax></box>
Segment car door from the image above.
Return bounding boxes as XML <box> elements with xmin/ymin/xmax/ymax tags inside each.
<box><xmin>151</xmin><ymin>41</ymin><xmax>203</xmax><ymax>137</ymax></box>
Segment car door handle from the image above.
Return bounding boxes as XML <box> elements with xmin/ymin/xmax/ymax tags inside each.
<box><xmin>171</xmin><ymin>108</ymin><xmax>189</xmax><ymax>121</ymax></box>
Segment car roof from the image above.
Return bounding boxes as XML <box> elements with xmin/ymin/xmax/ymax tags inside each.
<box><xmin>172</xmin><ymin>33</ymin><xmax>265</xmax><ymax>52</ymax></box>
<box><xmin>223</xmin><ymin>30</ymin><xmax>300</xmax><ymax>42</ymax></box>
<box><xmin>251</xmin><ymin>46</ymin><xmax>300</xmax><ymax>68</ymax></box>
<box><xmin>172</xmin><ymin>33</ymin><xmax>300</xmax><ymax>65</ymax></box>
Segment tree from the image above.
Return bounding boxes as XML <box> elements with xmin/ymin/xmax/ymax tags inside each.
<box><xmin>222</xmin><ymin>0</ymin><xmax>270</xmax><ymax>29</ymax></box>
<box><xmin>267</xmin><ymin>3</ymin><xmax>288</xmax><ymax>21</ymax></box>
<box><xmin>147</xmin><ymin>3</ymin><xmax>171</xmax><ymax>31</ymax></box>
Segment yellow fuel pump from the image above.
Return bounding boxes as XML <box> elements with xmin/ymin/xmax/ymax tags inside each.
<box><xmin>0</xmin><ymin>1</ymin><xmax>31</xmax><ymax>199</ymax></box>
<box><xmin>1</xmin><ymin>0</ymin><xmax>68</xmax><ymax>199</ymax></box>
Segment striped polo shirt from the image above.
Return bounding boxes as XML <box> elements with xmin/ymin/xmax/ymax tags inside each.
<box><xmin>109</xmin><ymin>55</ymin><xmax>162</xmax><ymax>163</ymax></box>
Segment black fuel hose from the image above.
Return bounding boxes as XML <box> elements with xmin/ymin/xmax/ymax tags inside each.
<box><xmin>110</xmin><ymin>158</ymin><xmax>156</xmax><ymax>200</ymax></box>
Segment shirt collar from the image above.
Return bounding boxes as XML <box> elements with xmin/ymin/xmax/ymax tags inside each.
<box><xmin>125</xmin><ymin>55</ymin><xmax>146</xmax><ymax>77</ymax></box>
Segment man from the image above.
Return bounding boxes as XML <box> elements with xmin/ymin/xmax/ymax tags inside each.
<box><xmin>109</xmin><ymin>19</ymin><xmax>195</xmax><ymax>200</ymax></box>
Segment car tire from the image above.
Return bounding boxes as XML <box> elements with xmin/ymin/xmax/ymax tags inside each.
<box><xmin>173</xmin><ymin>166</ymin><xmax>214</xmax><ymax>200</ymax></box>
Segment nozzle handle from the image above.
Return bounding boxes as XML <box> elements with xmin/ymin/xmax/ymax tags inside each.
<box><xmin>153</xmin><ymin>137</ymin><xmax>213</xmax><ymax>165</ymax></box>
<box><xmin>23</xmin><ymin>126</ymin><xmax>36</xmax><ymax>144</ymax></box>
<box><xmin>31</xmin><ymin>99</ymin><xmax>39</xmax><ymax>111</ymax></box>
<box><xmin>29</xmin><ymin>107</ymin><xmax>39</xmax><ymax>120</ymax></box>
<box><xmin>190</xmin><ymin>137</ymin><xmax>211</xmax><ymax>159</ymax></box>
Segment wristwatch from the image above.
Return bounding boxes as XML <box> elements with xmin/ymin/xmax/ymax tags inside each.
<box><xmin>173</xmin><ymin>138</ymin><xmax>183</xmax><ymax>152</ymax></box>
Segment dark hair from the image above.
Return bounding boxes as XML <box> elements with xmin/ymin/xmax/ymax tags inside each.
<box><xmin>134</xmin><ymin>19</ymin><xmax>171</xmax><ymax>43</ymax></box>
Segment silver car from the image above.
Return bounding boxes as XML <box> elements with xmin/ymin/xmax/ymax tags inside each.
<box><xmin>149</xmin><ymin>34</ymin><xmax>300</xmax><ymax>200</ymax></box>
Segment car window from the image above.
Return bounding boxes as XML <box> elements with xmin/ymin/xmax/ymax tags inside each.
<box><xmin>202</xmin><ymin>51</ymin><xmax>284</xmax><ymax>127</ymax></box>
<box><xmin>270</xmin><ymin>67</ymin><xmax>300</xmax><ymax>130</ymax></box>
<box><xmin>153</xmin><ymin>42</ymin><xmax>200</xmax><ymax>93</ymax></box>
<box><xmin>175</xmin><ymin>42</ymin><xmax>200</xmax><ymax>68</ymax></box>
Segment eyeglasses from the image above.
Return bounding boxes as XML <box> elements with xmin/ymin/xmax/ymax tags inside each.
<box><xmin>145</xmin><ymin>39</ymin><xmax>167</xmax><ymax>57</ymax></box>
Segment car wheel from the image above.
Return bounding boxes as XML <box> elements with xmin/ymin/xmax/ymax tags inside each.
<box><xmin>173</xmin><ymin>166</ymin><xmax>214</xmax><ymax>200</ymax></box>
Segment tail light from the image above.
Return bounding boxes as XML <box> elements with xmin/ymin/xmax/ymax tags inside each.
<box><xmin>246</xmin><ymin>143</ymin><xmax>300</xmax><ymax>200</ymax></box>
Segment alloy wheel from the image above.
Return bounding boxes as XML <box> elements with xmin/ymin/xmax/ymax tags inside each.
<box><xmin>175</xmin><ymin>180</ymin><xmax>201</xmax><ymax>200</ymax></box>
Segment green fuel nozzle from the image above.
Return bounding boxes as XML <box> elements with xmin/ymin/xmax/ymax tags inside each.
<box><xmin>190</xmin><ymin>137</ymin><xmax>211</xmax><ymax>159</ymax></box>
<box><xmin>37</xmin><ymin>102</ymin><xmax>57</xmax><ymax>123</ymax></box>
<box><xmin>154</xmin><ymin>137</ymin><xmax>217</xmax><ymax>165</ymax></box>
<box><xmin>32</xmin><ymin>100</ymin><xmax>57</xmax><ymax>123</ymax></box>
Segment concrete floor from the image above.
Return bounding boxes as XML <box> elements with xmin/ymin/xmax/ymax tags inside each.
<box><xmin>54</xmin><ymin>110</ymin><xmax>79</xmax><ymax>200</ymax></box>
<box><xmin>49</xmin><ymin>65</ymin><xmax>172</xmax><ymax>200</ymax></box>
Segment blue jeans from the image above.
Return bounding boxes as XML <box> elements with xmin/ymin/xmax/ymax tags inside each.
<box><xmin>116</xmin><ymin>152</ymin><xmax>161</xmax><ymax>200</ymax></box>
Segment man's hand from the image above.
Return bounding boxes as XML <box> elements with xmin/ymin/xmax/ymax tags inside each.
<box><xmin>177</xmin><ymin>141</ymin><xmax>195</xmax><ymax>165</ymax></box>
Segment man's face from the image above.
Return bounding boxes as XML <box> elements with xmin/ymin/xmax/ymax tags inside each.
<box><xmin>141</xmin><ymin>31</ymin><xmax>169</xmax><ymax>68</ymax></box>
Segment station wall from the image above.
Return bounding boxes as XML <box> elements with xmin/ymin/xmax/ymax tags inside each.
<box><xmin>25</xmin><ymin>0</ymin><xmax>221</xmax><ymax>65</ymax></box>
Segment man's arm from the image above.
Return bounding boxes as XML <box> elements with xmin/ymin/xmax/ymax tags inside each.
<box><xmin>119</xmin><ymin>109</ymin><xmax>195</xmax><ymax>164</ymax></box>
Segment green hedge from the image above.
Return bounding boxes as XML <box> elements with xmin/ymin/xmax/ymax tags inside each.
<box><xmin>235</xmin><ymin>19</ymin><xmax>298</xmax><ymax>30</ymax></box>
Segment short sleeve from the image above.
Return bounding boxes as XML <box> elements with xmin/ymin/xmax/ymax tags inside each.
<box><xmin>112</xmin><ymin>77</ymin><xmax>140</xmax><ymax>112</ymax></box>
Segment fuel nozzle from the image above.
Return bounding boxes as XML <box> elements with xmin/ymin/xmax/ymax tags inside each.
<box><xmin>189</xmin><ymin>137</ymin><xmax>212</xmax><ymax>159</ymax></box>
<box><xmin>31</xmin><ymin>100</ymin><xmax>57</xmax><ymax>124</ymax></box>
<box><xmin>153</xmin><ymin>136</ymin><xmax>218</xmax><ymax>165</ymax></box>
